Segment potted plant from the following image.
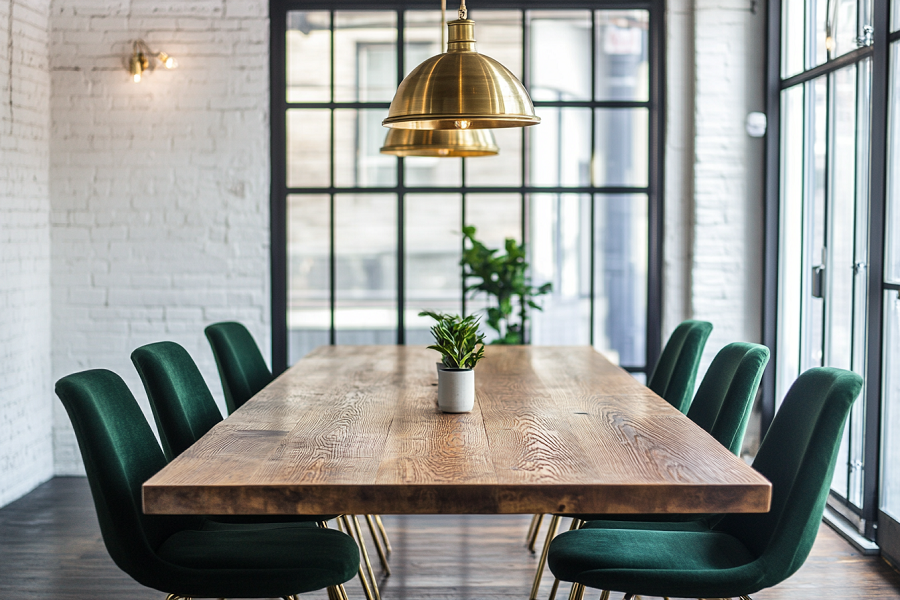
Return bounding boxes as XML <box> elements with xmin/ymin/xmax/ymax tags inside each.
<box><xmin>419</xmin><ymin>310</ymin><xmax>486</xmax><ymax>413</ymax></box>
<box><xmin>460</xmin><ymin>225</ymin><xmax>552</xmax><ymax>344</ymax></box>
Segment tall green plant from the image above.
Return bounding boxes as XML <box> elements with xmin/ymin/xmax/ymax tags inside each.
<box><xmin>419</xmin><ymin>310</ymin><xmax>486</xmax><ymax>369</ymax></box>
<box><xmin>460</xmin><ymin>226</ymin><xmax>551</xmax><ymax>344</ymax></box>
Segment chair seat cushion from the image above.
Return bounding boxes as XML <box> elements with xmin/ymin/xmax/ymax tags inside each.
<box><xmin>156</xmin><ymin>521</ymin><xmax>359</xmax><ymax>597</ymax></box>
<box><xmin>548</xmin><ymin>527</ymin><xmax>766</xmax><ymax>598</ymax></box>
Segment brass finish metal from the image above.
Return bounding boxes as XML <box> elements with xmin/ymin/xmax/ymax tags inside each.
<box><xmin>339</xmin><ymin>516</ymin><xmax>376</xmax><ymax>600</ymax></box>
<box><xmin>383</xmin><ymin>17</ymin><xmax>540</xmax><ymax>130</ymax></box>
<box><xmin>565</xmin><ymin>582</ymin><xmax>584</xmax><ymax>600</ymax></box>
<box><xmin>374</xmin><ymin>515</ymin><xmax>392</xmax><ymax>553</ymax></box>
<box><xmin>530</xmin><ymin>514</ymin><xmax>561</xmax><ymax>600</ymax></box>
<box><xmin>380</xmin><ymin>128</ymin><xmax>499</xmax><ymax>157</ymax></box>
<box><xmin>526</xmin><ymin>514</ymin><xmax>540</xmax><ymax>543</ymax></box>
<box><xmin>365</xmin><ymin>514</ymin><xmax>391</xmax><ymax>575</ymax></box>
<box><xmin>528</xmin><ymin>514</ymin><xmax>545</xmax><ymax>553</ymax></box>
<box><xmin>351</xmin><ymin>515</ymin><xmax>382</xmax><ymax>600</ymax></box>
<box><xmin>599</xmin><ymin>591</ymin><xmax>610</xmax><ymax>600</ymax></box>
<box><xmin>548</xmin><ymin>519</ymin><xmax>583</xmax><ymax>600</ymax></box>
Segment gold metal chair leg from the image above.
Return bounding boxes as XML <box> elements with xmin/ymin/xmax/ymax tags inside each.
<box><xmin>374</xmin><ymin>514</ymin><xmax>392</xmax><ymax>553</ymax></box>
<box><xmin>547</xmin><ymin>518</ymin><xmax>583</xmax><ymax>600</ymax></box>
<box><xmin>529</xmin><ymin>514</ymin><xmax>561</xmax><ymax>600</ymax></box>
<box><xmin>526</xmin><ymin>513</ymin><xmax>540</xmax><ymax>542</ymax></box>
<box><xmin>566</xmin><ymin>582</ymin><xmax>584</xmax><ymax>600</ymax></box>
<box><xmin>339</xmin><ymin>515</ymin><xmax>375</xmax><ymax>600</ymax></box>
<box><xmin>338</xmin><ymin>583</ymin><xmax>350</xmax><ymax>600</ymax></box>
<box><xmin>598</xmin><ymin>591</ymin><xmax>610</xmax><ymax>600</ymax></box>
<box><xmin>366</xmin><ymin>514</ymin><xmax>391</xmax><ymax>575</ymax></box>
<box><xmin>528</xmin><ymin>514</ymin><xmax>546</xmax><ymax>553</ymax></box>
<box><xmin>351</xmin><ymin>515</ymin><xmax>382</xmax><ymax>600</ymax></box>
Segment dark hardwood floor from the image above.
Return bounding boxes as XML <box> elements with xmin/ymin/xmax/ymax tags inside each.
<box><xmin>1</xmin><ymin>477</ymin><xmax>899</xmax><ymax>599</ymax></box>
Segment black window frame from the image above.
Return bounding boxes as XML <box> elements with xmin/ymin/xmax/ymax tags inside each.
<box><xmin>269</xmin><ymin>0</ymin><xmax>666</xmax><ymax>375</ymax></box>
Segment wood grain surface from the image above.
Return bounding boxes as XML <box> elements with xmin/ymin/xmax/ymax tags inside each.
<box><xmin>143</xmin><ymin>346</ymin><xmax>771</xmax><ymax>516</ymax></box>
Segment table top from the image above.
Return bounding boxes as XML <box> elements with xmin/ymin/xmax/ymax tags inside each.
<box><xmin>143</xmin><ymin>345</ymin><xmax>771</xmax><ymax>516</ymax></box>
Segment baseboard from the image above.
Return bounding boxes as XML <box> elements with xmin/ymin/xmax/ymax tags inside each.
<box><xmin>823</xmin><ymin>506</ymin><xmax>880</xmax><ymax>556</ymax></box>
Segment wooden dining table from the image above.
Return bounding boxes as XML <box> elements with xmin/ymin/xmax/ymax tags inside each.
<box><xmin>142</xmin><ymin>345</ymin><xmax>771</xmax><ymax>516</ymax></box>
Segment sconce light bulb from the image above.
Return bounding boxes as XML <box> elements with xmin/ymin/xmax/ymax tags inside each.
<box><xmin>158</xmin><ymin>52</ymin><xmax>178</xmax><ymax>69</ymax></box>
<box><xmin>133</xmin><ymin>72</ymin><xmax>141</xmax><ymax>83</ymax></box>
<box><xmin>825</xmin><ymin>36</ymin><xmax>835</xmax><ymax>51</ymax></box>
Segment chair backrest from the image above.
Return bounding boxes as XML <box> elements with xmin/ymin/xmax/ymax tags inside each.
<box><xmin>647</xmin><ymin>319</ymin><xmax>713</xmax><ymax>413</ymax></box>
<box><xmin>132</xmin><ymin>341</ymin><xmax>224</xmax><ymax>461</ymax></box>
<box><xmin>686</xmin><ymin>342</ymin><xmax>769</xmax><ymax>455</ymax></box>
<box><xmin>205</xmin><ymin>321</ymin><xmax>273</xmax><ymax>414</ymax></box>
<box><xmin>54</xmin><ymin>370</ymin><xmax>201</xmax><ymax>587</ymax></box>
<box><xmin>714</xmin><ymin>367</ymin><xmax>863</xmax><ymax>588</ymax></box>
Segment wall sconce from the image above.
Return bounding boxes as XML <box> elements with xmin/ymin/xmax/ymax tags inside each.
<box><xmin>129</xmin><ymin>40</ymin><xmax>177</xmax><ymax>83</ymax></box>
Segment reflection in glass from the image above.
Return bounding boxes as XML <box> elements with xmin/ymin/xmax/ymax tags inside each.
<box><xmin>287</xmin><ymin>11</ymin><xmax>331</xmax><ymax>102</ymax></box>
<box><xmin>334</xmin><ymin>12</ymin><xmax>397</xmax><ymax>102</ymax></box>
<box><xmin>405</xmin><ymin>194</ymin><xmax>463</xmax><ymax>345</ymax></box>
<box><xmin>781</xmin><ymin>1</ymin><xmax>804</xmax><ymax>78</ymax></box>
<box><xmin>335</xmin><ymin>194</ymin><xmax>397</xmax><ymax>344</ymax></box>
<box><xmin>831</xmin><ymin>0</ymin><xmax>859</xmax><ymax>59</ymax></box>
<box><xmin>880</xmin><ymin>291</ymin><xmax>900</xmax><ymax>518</ymax></box>
<box><xmin>595</xmin><ymin>11</ymin><xmax>649</xmax><ymax>101</ymax></box>
<box><xmin>529</xmin><ymin>108</ymin><xmax>591</xmax><ymax>186</ymax></box>
<box><xmin>776</xmin><ymin>85</ymin><xmax>805</xmax><ymax>407</ymax></box>
<box><xmin>887</xmin><ymin>43</ymin><xmax>900</xmax><ymax>283</ymax></box>
<box><xmin>466</xmin><ymin>128</ymin><xmax>523</xmax><ymax>187</ymax></box>
<box><xmin>287</xmin><ymin>109</ymin><xmax>330</xmax><ymax>188</ymax></box>
<box><xmin>288</xmin><ymin>194</ymin><xmax>331</xmax><ymax>364</ymax></box>
<box><xmin>529</xmin><ymin>194</ymin><xmax>591</xmax><ymax>345</ymax></box>
<box><xmin>593</xmin><ymin>108</ymin><xmax>649</xmax><ymax>187</ymax></box>
<box><xmin>464</xmin><ymin>194</ymin><xmax>522</xmax><ymax>341</ymax></box>
<box><xmin>529</xmin><ymin>11</ymin><xmax>592</xmax><ymax>102</ymax></box>
<box><xmin>335</xmin><ymin>109</ymin><xmax>396</xmax><ymax>188</ymax></box>
<box><xmin>594</xmin><ymin>194</ymin><xmax>647</xmax><ymax>366</ymax></box>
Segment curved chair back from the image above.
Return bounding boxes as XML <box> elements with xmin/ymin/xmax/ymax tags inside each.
<box><xmin>205</xmin><ymin>321</ymin><xmax>273</xmax><ymax>414</ymax></box>
<box><xmin>714</xmin><ymin>367</ymin><xmax>863</xmax><ymax>587</ymax></box>
<box><xmin>54</xmin><ymin>370</ymin><xmax>202</xmax><ymax>588</ymax></box>
<box><xmin>686</xmin><ymin>342</ymin><xmax>769</xmax><ymax>454</ymax></box>
<box><xmin>132</xmin><ymin>341</ymin><xmax>223</xmax><ymax>461</ymax></box>
<box><xmin>647</xmin><ymin>320</ymin><xmax>713</xmax><ymax>413</ymax></box>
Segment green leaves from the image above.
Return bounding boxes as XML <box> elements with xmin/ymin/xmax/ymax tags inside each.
<box><xmin>459</xmin><ymin>226</ymin><xmax>552</xmax><ymax>345</ymax></box>
<box><xmin>419</xmin><ymin>310</ymin><xmax>486</xmax><ymax>370</ymax></box>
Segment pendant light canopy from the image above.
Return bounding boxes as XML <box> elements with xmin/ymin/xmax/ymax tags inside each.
<box><xmin>380</xmin><ymin>128</ymin><xmax>499</xmax><ymax>157</ymax></box>
<box><xmin>383</xmin><ymin>2</ymin><xmax>540</xmax><ymax>130</ymax></box>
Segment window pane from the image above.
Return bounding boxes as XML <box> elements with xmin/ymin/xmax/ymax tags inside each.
<box><xmin>887</xmin><ymin>42</ymin><xmax>900</xmax><ymax>283</ymax></box>
<box><xmin>595</xmin><ymin>10</ymin><xmax>649</xmax><ymax>102</ymax></box>
<box><xmin>334</xmin><ymin>12</ymin><xmax>397</xmax><ymax>102</ymax></box>
<box><xmin>466</xmin><ymin>128</ymin><xmax>523</xmax><ymax>187</ymax></box>
<box><xmin>894</xmin><ymin>0</ymin><xmax>900</xmax><ymax>32</ymax></box>
<box><xmin>404</xmin><ymin>10</ymin><xmax>442</xmax><ymax>76</ymax></box>
<box><xmin>813</xmin><ymin>0</ymin><xmax>828</xmax><ymax>68</ymax></box>
<box><xmin>529</xmin><ymin>10</ymin><xmax>592</xmax><ymax>101</ymax></box>
<box><xmin>287</xmin><ymin>11</ymin><xmax>331</xmax><ymax>102</ymax></box>
<box><xmin>802</xmin><ymin>78</ymin><xmax>827</xmax><ymax>375</ymax></box>
<box><xmin>881</xmin><ymin>290</ymin><xmax>900</xmax><ymax>518</ymax></box>
<box><xmin>288</xmin><ymin>194</ymin><xmax>330</xmax><ymax>364</ymax></box>
<box><xmin>593</xmin><ymin>108</ymin><xmax>649</xmax><ymax>187</ymax></box>
<box><xmin>782</xmin><ymin>0</ymin><xmax>804</xmax><ymax>78</ymax></box>
<box><xmin>832</xmin><ymin>0</ymin><xmax>859</xmax><ymax>59</ymax></box>
<box><xmin>776</xmin><ymin>84</ymin><xmax>805</xmax><ymax>406</ymax></box>
<box><xmin>464</xmin><ymin>194</ymin><xmax>522</xmax><ymax>341</ymax></box>
<box><xmin>529</xmin><ymin>194</ymin><xmax>591</xmax><ymax>345</ymax></box>
<box><xmin>594</xmin><ymin>194</ymin><xmax>647</xmax><ymax>367</ymax></box>
<box><xmin>471</xmin><ymin>10</ymin><xmax>523</xmax><ymax>80</ymax></box>
<box><xmin>529</xmin><ymin>108</ymin><xmax>591</xmax><ymax>186</ymax></box>
<box><xmin>404</xmin><ymin>156</ymin><xmax>462</xmax><ymax>187</ymax></box>
<box><xmin>335</xmin><ymin>194</ymin><xmax>397</xmax><ymax>344</ymax></box>
<box><xmin>406</xmin><ymin>194</ymin><xmax>463</xmax><ymax>345</ymax></box>
<box><xmin>335</xmin><ymin>109</ymin><xmax>397</xmax><ymax>188</ymax></box>
<box><xmin>287</xmin><ymin>109</ymin><xmax>330</xmax><ymax>188</ymax></box>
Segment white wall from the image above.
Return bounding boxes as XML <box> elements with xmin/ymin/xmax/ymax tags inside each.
<box><xmin>49</xmin><ymin>0</ymin><xmax>271</xmax><ymax>474</ymax></box>
<box><xmin>0</xmin><ymin>0</ymin><xmax>54</xmax><ymax>506</ymax></box>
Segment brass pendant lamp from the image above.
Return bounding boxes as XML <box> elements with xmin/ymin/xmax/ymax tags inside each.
<box><xmin>382</xmin><ymin>0</ymin><xmax>540</xmax><ymax>130</ymax></box>
<box><xmin>381</xmin><ymin>0</ymin><xmax>500</xmax><ymax>156</ymax></box>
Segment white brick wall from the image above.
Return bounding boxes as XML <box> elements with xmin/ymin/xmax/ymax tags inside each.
<box><xmin>49</xmin><ymin>0</ymin><xmax>270</xmax><ymax>473</ymax></box>
<box><xmin>0</xmin><ymin>0</ymin><xmax>54</xmax><ymax>507</ymax></box>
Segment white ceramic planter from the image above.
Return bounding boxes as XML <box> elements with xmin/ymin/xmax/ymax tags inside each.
<box><xmin>437</xmin><ymin>367</ymin><xmax>475</xmax><ymax>413</ymax></box>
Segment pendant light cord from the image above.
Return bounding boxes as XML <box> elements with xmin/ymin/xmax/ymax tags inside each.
<box><xmin>458</xmin><ymin>0</ymin><xmax>467</xmax><ymax>20</ymax></box>
<box><xmin>441</xmin><ymin>0</ymin><xmax>446</xmax><ymax>52</ymax></box>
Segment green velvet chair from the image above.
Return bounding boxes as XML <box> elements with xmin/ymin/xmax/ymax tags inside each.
<box><xmin>205</xmin><ymin>321</ymin><xmax>273</xmax><ymax>414</ymax></box>
<box><xmin>55</xmin><ymin>368</ymin><xmax>360</xmax><ymax>599</ymax></box>
<box><xmin>647</xmin><ymin>319</ymin><xmax>713</xmax><ymax>413</ymax></box>
<box><xmin>529</xmin><ymin>341</ymin><xmax>769</xmax><ymax>600</ymax></box>
<box><xmin>547</xmin><ymin>367</ymin><xmax>863</xmax><ymax>600</ymax></box>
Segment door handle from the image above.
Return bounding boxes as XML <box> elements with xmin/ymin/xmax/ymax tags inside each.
<box><xmin>811</xmin><ymin>265</ymin><xmax>825</xmax><ymax>298</ymax></box>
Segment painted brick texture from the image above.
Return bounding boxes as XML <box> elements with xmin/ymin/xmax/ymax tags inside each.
<box><xmin>49</xmin><ymin>0</ymin><xmax>270</xmax><ymax>474</ymax></box>
<box><xmin>0</xmin><ymin>0</ymin><xmax>54</xmax><ymax>507</ymax></box>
